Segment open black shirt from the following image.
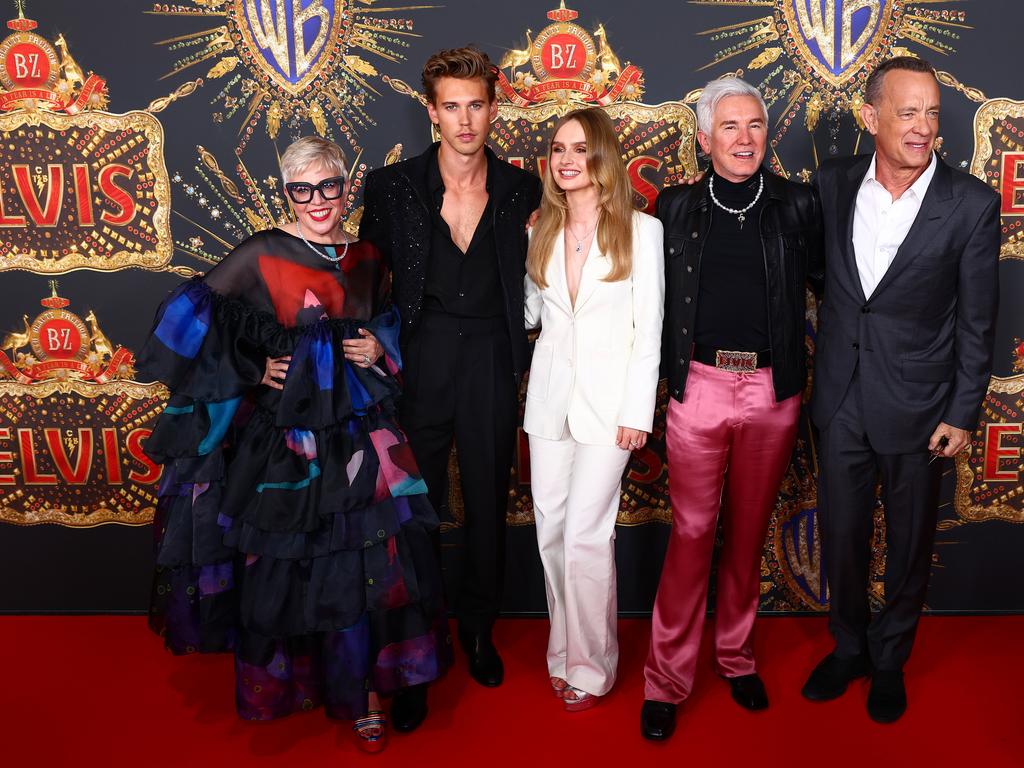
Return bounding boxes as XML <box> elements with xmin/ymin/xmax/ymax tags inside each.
<box><xmin>422</xmin><ymin>151</ymin><xmax>503</xmax><ymax>318</ymax></box>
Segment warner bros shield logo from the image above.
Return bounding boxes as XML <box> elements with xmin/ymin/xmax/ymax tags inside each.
<box><xmin>783</xmin><ymin>0</ymin><xmax>895</xmax><ymax>87</ymax></box>
<box><xmin>236</xmin><ymin>0</ymin><xmax>343</xmax><ymax>95</ymax></box>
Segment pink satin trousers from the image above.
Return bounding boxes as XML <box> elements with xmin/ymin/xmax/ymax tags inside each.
<box><xmin>644</xmin><ymin>362</ymin><xmax>800</xmax><ymax>703</ymax></box>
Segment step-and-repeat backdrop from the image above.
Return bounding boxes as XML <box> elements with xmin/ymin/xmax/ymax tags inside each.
<box><xmin>1</xmin><ymin>0</ymin><xmax>1021</xmax><ymax>613</ymax></box>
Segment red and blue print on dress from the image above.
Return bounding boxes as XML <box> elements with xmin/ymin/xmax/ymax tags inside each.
<box><xmin>153</xmin><ymin>281</ymin><xmax>212</xmax><ymax>360</ymax></box>
<box><xmin>369</xmin><ymin>426</ymin><xmax>428</xmax><ymax>499</ymax></box>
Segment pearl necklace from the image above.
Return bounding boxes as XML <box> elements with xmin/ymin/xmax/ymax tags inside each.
<box><xmin>296</xmin><ymin>217</ymin><xmax>349</xmax><ymax>262</ymax></box>
<box><xmin>709</xmin><ymin>173</ymin><xmax>764</xmax><ymax>230</ymax></box>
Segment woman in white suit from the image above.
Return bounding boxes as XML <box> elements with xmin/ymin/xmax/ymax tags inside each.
<box><xmin>524</xmin><ymin>107</ymin><xmax>664</xmax><ymax>711</ymax></box>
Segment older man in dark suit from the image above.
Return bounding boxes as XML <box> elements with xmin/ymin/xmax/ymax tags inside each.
<box><xmin>802</xmin><ymin>56</ymin><xmax>1000</xmax><ymax>722</ymax></box>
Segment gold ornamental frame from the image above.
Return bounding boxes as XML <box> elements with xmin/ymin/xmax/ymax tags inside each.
<box><xmin>0</xmin><ymin>109</ymin><xmax>172</xmax><ymax>274</ymax></box>
<box><xmin>0</xmin><ymin>379</ymin><xmax>167</xmax><ymax>399</ymax></box>
<box><xmin>953</xmin><ymin>375</ymin><xmax>1024</xmax><ymax>525</ymax></box>
<box><xmin>523</xmin><ymin>99</ymin><xmax>697</xmax><ymax>181</ymax></box>
<box><xmin>465</xmin><ymin>99</ymin><xmax>699</xmax><ymax>180</ymax></box>
<box><xmin>970</xmin><ymin>98</ymin><xmax>1024</xmax><ymax>261</ymax></box>
<box><xmin>1</xmin><ymin>505</ymin><xmax>155</xmax><ymax>528</ymax></box>
<box><xmin>0</xmin><ymin>379</ymin><xmax>168</xmax><ymax>528</ymax></box>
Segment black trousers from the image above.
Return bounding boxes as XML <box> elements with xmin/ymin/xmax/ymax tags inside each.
<box><xmin>817</xmin><ymin>372</ymin><xmax>942</xmax><ymax>671</ymax></box>
<box><xmin>399</xmin><ymin>311</ymin><xmax>517</xmax><ymax>634</ymax></box>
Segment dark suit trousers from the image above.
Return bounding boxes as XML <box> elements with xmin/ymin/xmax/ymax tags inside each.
<box><xmin>399</xmin><ymin>310</ymin><xmax>516</xmax><ymax>634</ymax></box>
<box><xmin>818</xmin><ymin>371</ymin><xmax>942</xmax><ymax>671</ymax></box>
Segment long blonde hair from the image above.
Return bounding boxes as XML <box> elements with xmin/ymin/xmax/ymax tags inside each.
<box><xmin>527</xmin><ymin>107</ymin><xmax>635</xmax><ymax>289</ymax></box>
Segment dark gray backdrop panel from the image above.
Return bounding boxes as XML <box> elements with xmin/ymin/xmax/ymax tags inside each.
<box><xmin>0</xmin><ymin>0</ymin><xmax>1019</xmax><ymax>612</ymax></box>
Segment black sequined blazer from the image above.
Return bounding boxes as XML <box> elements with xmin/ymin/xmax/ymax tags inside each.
<box><xmin>359</xmin><ymin>143</ymin><xmax>542</xmax><ymax>377</ymax></box>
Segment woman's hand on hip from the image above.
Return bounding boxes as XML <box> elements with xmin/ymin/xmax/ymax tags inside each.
<box><xmin>342</xmin><ymin>328</ymin><xmax>383</xmax><ymax>368</ymax></box>
<box><xmin>262</xmin><ymin>355</ymin><xmax>291</xmax><ymax>390</ymax></box>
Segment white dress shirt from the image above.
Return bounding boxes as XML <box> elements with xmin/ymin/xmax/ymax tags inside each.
<box><xmin>852</xmin><ymin>152</ymin><xmax>936</xmax><ymax>298</ymax></box>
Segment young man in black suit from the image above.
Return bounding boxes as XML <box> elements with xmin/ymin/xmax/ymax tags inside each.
<box><xmin>359</xmin><ymin>46</ymin><xmax>541</xmax><ymax>731</ymax></box>
<box><xmin>803</xmin><ymin>56</ymin><xmax>1000</xmax><ymax>722</ymax></box>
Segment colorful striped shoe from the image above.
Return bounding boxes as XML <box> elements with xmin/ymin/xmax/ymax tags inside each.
<box><xmin>353</xmin><ymin>710</ymin><xmax>387</xmax><ymax>753</ymax></box>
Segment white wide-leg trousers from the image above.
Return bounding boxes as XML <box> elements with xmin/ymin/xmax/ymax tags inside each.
<box><xmin>529</xmin><ymin>426</ymin><xmax>630</xmax><ymax>697</ymax></box>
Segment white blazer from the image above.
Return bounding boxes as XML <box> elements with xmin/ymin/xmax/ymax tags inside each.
<box><xmin>523</xmin><ymin>211</ymin><xmax>665</xmax><ymax>446</ymax></box>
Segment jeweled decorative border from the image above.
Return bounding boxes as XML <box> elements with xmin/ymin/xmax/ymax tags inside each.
<box><xmin>0</xmin><ymin>110</ymin><xmax>172</xmax><ymax>273</ymax></box>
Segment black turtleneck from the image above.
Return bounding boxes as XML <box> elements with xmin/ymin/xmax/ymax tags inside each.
<box><xmin>694</xmin><ymin>170</ymin><xmax>770</xmax><ymax>353</ymax></box>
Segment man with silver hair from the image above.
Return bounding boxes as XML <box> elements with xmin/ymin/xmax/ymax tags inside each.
<box><xmin>640</xmin><ymin>76</ymin><xmax>823</xmax><ymax>740</ymax></box>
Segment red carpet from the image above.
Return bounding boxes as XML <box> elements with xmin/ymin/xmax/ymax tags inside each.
<box><xmin>2</xmin><ymin>615</ymin><xmax>1020</xmax><ymax>766</ymax></box>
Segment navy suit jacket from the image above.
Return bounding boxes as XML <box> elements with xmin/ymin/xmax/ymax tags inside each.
<box><xmin>811</xmin><ymin>154</ymin><xmax>1000</xmax><ymax>453</ymax></box>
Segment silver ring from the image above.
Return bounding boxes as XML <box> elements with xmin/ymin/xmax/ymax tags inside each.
<box><xmin>629</xmin><ymin>442</ymin><xmax>638</xmax><ymax>448</ymax></box>
<box><xmin>362</xmin><ymin>354</ymin><xmax>370</xmax><ymax>364</ymax></box>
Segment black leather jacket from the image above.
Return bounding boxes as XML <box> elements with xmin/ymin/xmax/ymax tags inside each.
<box><xmin>658</xmin><ymin>170</ymin><xmax>823</xmax><ymax>402</ymax></box>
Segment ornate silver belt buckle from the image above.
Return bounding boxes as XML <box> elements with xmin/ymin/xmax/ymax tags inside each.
<box><xmin>715</xmin><ymin>349</ymin><xmax>757</xmax><ymax>373</ymax></box>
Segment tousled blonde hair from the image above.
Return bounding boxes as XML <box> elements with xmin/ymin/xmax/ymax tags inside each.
<box><xmin>527</xmin><ymin>108</ymin><xmax>634</xmax><ymax>289</ymax></box>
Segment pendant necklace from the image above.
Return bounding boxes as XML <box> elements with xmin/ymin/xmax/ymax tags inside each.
<box><xmin>567</xmin><ymin>219</ymin><xmax>597</xmax><ymax>254</ymax></box>
<box><xmin>709</xmin><ymin>173</ymin><xmax>764</xmax><ymax>230</ymax></box>
<box><xmin>296</xmin><ymin>217</ymin><xmax>349</xmax><ymax>262</ymax></box>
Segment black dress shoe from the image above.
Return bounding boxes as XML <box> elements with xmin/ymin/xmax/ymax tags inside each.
<box><xmin>801</xmin><ymin>652</ymin><xmax>870</xmax><ymax>701</ymax></box>
<box><xmin>459</xmin><ymin>630</ymin><xmax>504</xmax><ymax>687</ymax></box>
<box><xmin>391</xmin><ymin>683</ymin><xmax>428</xmax><ymax>733</ymax></box>
<box><xmin>640</xmin><ymin>700</ymin><xmax>677</xmax><ymax>741</ymax></box>
<box><xmin>867</xmin><ymin>670</ymin><xmax>906</xmax><ymax>723</ymax></box>
<box><xmin>725</xmin><ymin>673</ymin><xmax>769</xmax><ymax>711</ymax></box>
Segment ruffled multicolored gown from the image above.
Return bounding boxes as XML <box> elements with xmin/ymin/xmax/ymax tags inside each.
<box><xmin>138</xmin><ymin>229</ymin><xmax>450</xmax><ymax>721</ymax></box>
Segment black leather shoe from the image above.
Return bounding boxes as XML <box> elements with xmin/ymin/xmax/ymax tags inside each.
<box><xmin>640</xmin><ymin>700</ymin><xmax>677</xmax><ymax>741</ymax></box>
<box><xmin>391</xmin><ymin>684</ymin><xmax>428</xmax><ymax>733</ymax></box>
<box><xmin>867</xmin><ymin>670</ymin><xmax>906</xmax><ymax>723</ymax></box>
<box><xmin>459</xmin><ymin>630</ymin><xmax>504</xmax><ymax>687</ymax></box>
<box><xmin>801</xmin><ymin>652</ymin><xmax>871</xmax><ymax>701</ymax></box>
<box><xmin>725</xmin><ymin>673</ymin><xmax>769</xmax><ymax>711</ymax></box>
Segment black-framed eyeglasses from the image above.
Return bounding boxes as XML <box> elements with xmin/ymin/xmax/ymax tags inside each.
<box><xmin>284</xmin><ymin>176</ymin><xmax>346</xmax><ymax>204</ymax></box>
